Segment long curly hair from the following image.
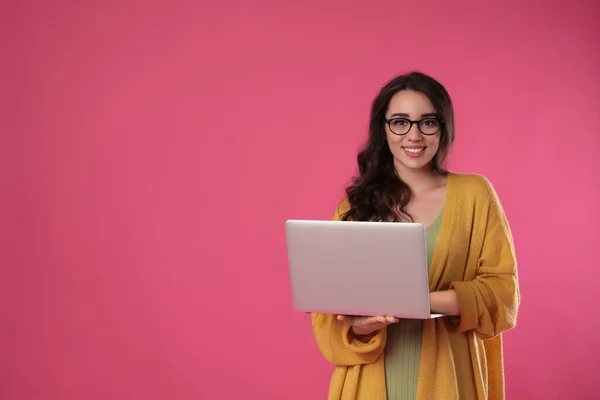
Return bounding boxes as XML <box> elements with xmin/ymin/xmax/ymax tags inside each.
<box><xmin>340</xmin><ymin>71</ymin><xmax>455</xmax><ymax>222</ymax></box>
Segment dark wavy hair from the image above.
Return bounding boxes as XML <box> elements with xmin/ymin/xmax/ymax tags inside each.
<box><xmin>340</xmin><ymin>71</ymin><xmax>455</xmax><ymax>222</ymax></box>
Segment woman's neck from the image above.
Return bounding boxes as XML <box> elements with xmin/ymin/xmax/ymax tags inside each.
<box><xmin>395</xmin><ymin>163</ymin><xmax>445</xmax><ymax>193</ymax></box>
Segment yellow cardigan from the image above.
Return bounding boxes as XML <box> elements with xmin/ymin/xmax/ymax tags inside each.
<box><xmin>312</xmin><ymin>173</ymin><xmax>520</xmax><ymax>400</ymax></box>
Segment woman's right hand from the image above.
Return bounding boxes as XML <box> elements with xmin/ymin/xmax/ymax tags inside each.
<box><xmin>336</xmin><ymin>315</ymin><xmax>398</xmax><ymax>336</ymax></box>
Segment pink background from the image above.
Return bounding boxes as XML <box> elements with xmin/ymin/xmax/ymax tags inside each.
<box><xmin>3</xmin><ymin>1</ymin><xmax>599</xmax><ymax>399</ymax></box>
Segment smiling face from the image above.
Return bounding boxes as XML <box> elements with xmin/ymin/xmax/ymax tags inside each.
<box><xmin>384</xmin><ymin>90</ymin><xmax>442</xmax><ymax>174</ymax></box>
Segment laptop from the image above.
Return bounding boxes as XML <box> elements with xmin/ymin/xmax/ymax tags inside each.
<box><xmin>285</xmin><ymin>219</ymin><xmax>444</xmax><ymax>319</ymax></box>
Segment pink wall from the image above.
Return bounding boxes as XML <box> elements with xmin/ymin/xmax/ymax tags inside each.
<box><xmin>3</xmin><ymin>1</ymin><xmax>599</xmax><ymax>399</ymax></box>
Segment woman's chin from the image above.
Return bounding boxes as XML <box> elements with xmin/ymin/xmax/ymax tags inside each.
<box><xmin>395</xmin><ymin>156</ymin><xmax>434</xmax><ymax>172</ymax></box>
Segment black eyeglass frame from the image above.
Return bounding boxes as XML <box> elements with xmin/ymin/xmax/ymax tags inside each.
<box><xmin>383</xmin><ymin>117</ymin><xmax>445</xmax><ymax>136</ymax></box>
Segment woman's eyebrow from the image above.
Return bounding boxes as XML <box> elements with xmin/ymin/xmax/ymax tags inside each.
<box><xmin>388</xmin><ymin>112</ymin><xmax>437</xmax><ymax>118</ymax></box>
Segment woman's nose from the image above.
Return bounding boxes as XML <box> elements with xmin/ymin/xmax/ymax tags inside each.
<box><xmin>406</xmin><ymin>124</ymin><xmax>423</xmax><ymax>141</ymax></box>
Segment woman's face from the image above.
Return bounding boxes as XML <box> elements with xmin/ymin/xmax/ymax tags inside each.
<box><xmin>384</xmin><ymin>90</ymin><xmax>442</xmax><ymax>174</ymax></box>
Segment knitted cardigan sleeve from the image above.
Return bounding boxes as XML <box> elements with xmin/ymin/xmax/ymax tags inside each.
<box><xmin>450</xmin><ymin>176</ymin><xmax>520</xmax><ymax>339</ymax></box>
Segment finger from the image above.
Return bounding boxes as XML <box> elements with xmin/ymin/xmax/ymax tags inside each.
<box><xmin>369</xmin><ymin>315</ymin><xmax>394</xmax><ymax>325</ymax></box>
<box><xmin>360</xmin><ymin>317</ymin><xmax>396</xmax><ymax>330</ymax></box>
<box><xmin>356</xmin><ymin>316</ymin><xmax>386</xmax><ymax>328</ymax></box>
<box><xmin>340</xmin><ymin>315</ymin><xmax>396</xmax><ymax>327</ymax></box>
<box><xmin>355</xmin><ymin>316</ymin><xmax>380</xmax><ymax>326</ymax></box>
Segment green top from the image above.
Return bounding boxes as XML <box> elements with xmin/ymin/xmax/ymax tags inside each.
<box><xmin>384</xmin><ymin>208</ymin><xmax>444</xmax><ymax>400</ymax></box>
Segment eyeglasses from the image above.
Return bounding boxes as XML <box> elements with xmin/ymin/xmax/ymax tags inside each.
<box><xmin>384</xmin><ymin>117</ymin><xmax>444</xmax><ymax>136</ymax></box>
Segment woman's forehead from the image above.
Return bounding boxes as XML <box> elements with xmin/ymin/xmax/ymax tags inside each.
<box><xmin>387</xmin><ymin>90</ymin><xmax>435</xmax><ymax>116</ymax></box>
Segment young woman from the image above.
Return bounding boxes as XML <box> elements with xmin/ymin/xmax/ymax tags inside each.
<box><xmin>311</xmin><ymin>72</ymin><xmax>520</xmax><ymax>400</ymax></box>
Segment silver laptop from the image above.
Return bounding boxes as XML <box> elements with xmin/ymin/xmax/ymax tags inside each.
<box><xmin>285</xmin><ymin>219</ymin><xmax>444</xmax><ymax>319</ymax></box>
